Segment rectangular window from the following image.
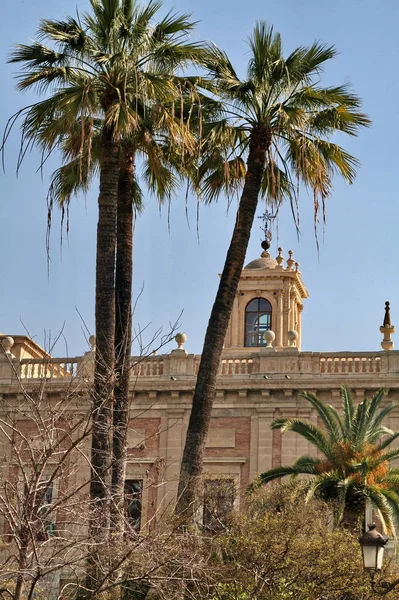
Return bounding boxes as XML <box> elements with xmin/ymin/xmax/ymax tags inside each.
<box><xmin>203</xmin><ymin>479</ymin><xmax>235</xmax><ymax>531</ymax></box>
<box><xmin>124</xmin><ymin>479</ymin><xmax>143</xmax><ymax>532</ymax></box>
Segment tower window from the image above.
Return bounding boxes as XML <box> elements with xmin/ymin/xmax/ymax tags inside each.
<box><xmin>245</xmin><ymin>298</ymin><xmax>272</xmax><ymax>347</ymax></box>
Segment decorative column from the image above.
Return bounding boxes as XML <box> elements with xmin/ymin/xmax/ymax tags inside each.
<box><xmin>297</xmin><ymin>304</ymin><xmax>303</xmax><ymax>350</ymax></box>
<box><xmin>289</xmin><ymin>286</ymin><xmax>296</xmax><ymax>332</ymax></box>
<box><xmin>283</xmin><ymin>281</ymin><xmax>290</xmax><ymax>347</ymax></box>
<box><xmin>276</xmin><ymin>290</ymin><xmax>284</xmax><ymax>348</ymax></box>
<box><xmin>230</xmin><ymin>294</ymin><xmax>239</xmax><ymax>347</ymax></box>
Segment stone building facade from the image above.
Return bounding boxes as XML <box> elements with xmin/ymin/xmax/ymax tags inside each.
<box><xmin>0</xmin><ymin>245</ymin><xmax>398</xmax><ymax>531</ymax></box>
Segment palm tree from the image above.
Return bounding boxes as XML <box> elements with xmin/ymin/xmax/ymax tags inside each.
<box><xmin>47</xmin><ymin>110</ymin><xmax>194</xmax><ymax>534</ymax></box>
<box><xmin>176</xmin><ymin>23</ymin><xmax>370</xmax><ymax>518</ymax></box>
<box><xmin>12</xmin><ymin>0</ymin><xmax>202</xmax><ymax>506</ymax></box>
<box><xmin>9</xmin><ymin>0</ymin><xmax>203</xmax><ymax>583</ymax></box>
<box><xmin>255</xmin><ymin>386</ymin><xmax>399</xmax><ymax>534</ymax></box>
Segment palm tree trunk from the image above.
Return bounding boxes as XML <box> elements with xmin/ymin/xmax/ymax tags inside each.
<box><xmin>111</xmin><ymin>151</ymin><xmax>135</xmax><ymax>532</ymax></box>
<box><xmin>88</xmin><ymin>126</ymin><xmax>119</xmax><ymax>580</ymax></box>
<box><xmin>341</xmin><ymin>506</ymin><xmax>363</xmax><ymax>534</ymax></box>
<box><xmin>175</xmin><ymin>126</ymin><xmax>271</xmax><ymax>519</ymax></box>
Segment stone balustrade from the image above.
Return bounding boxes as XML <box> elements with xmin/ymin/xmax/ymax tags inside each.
<box><xmin>19</xmin><ymin>357</ymin><xmax>80</xmax><ymax>379</ymax></box>
<box><xmin>0</xmin><ymin>349</ymin><xmax>397</xmax><ymax>382</ymax></box>
<box><xmin>319</xmin><ymin>353</ymin><xmax>381</xmax><ymax>374</ymax></box>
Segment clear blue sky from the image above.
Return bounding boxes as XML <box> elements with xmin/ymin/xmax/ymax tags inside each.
<box><xmin>1</xmin><ymin>0</ymin><xmax>398</xmax><ymax>357</ymax></box>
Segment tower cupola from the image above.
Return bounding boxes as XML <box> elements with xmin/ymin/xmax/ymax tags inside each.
<box><xmin>223</xmin><ymin>244</ymin><xmax>308</xmax><ymax>353</ymax></box>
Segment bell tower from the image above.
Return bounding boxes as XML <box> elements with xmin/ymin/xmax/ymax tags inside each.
<box><xmin>223</xmin><ymin>244</ymin><xmax>309</xmax><ymax>353</ymax></box>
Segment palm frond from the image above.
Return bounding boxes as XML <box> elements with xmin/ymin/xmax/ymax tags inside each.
<box><xmin>289</xmin><ymin>42</ymin><xmax>338</xmax><ymax>80</ymax></box>
<box><xmin>351</xmin><ymin>399</ymin><xmax>370</xmax><ymax>450</ymax></box>
<box><xmin>309</xmin><ymin>106</ymin><xmax>371</xmax><ymax>136</ymax></box>
<box><xmin>370</xmin><ymin>401</ymin><xmax>398</xmax><ymax>433</ymax></box>
<box><xmin>48</xmin><ymin>158</ymin><xmax>94</xmax><ymax>207</ymax></box>
<box><xmin>153</xmin><ymin>10</ymin><xmax>196</xmax><ymax>39</ymax></box>
<box><xmin>260</xmin><ymin>161</ymin><xmax>294</xmax><ymax>204</ymax></box>
<box><xmin>272</xmin><ymin>418</ymin><xmax>333</xmax><ymax>459</ymax></box>
<box><xmin>373</xmin><ymin>448</ymin><xmax>399</xmax><ymax>467</ymax></box>
<box><xmin>202</xmin><ymin>44</ymin><xmax>243</xmax><ymax>97</ymax></box>
<box><xmin>38</xmin><ymin>17</ymin><xmax>90</xmax><ymax>53</ymax></box>
<box><xmin>363</xmin><ymin>485</ymin><xmax>396</xmax><ymax>535</ymax></box>
<box><xmin>334</xmin><ymin>476</ymin><xmax>354</xmax><ymax>526</ymax></box>
<box><xmin>299</xmin><ymin>391</ymin><xmax>343</xmax><ymax>443</ymax></box>
<box><xmin>292</xmin><ymin>455</ymin><xmax>323</xmax><ymax>472</ymax></box>
<box><xmin>377</xmin><ymin>472</ymin><xmax>399</xmax><ymax>487</ymax></box>
<box><xmin>247</xmin><ymin>22</ymin><xmax>282</xmax><ymax>85</ymax></box>
<box><xmin>9</xmin><ymin>42</ymin><xmax>69</xmax><ymax>67</ymax></box>
<box><xmin>376</xmin><ymin>431</ymin><xmax>399</xmax><ymax>452</ymax></box>
<box><xmin>200</xmin><ymin>156</ymin><xmax>246</xmax><ymax>204</ymax></box>
<box><xmin>340</xmin><ymin>386</ymin><xmax>355</xmax><ymax>437</ymax></box>
<box><xmin>256</xmin><ymin>465</ymin><xmax>308</xmax><ymax>486</ymax></box>
<box><xmin>302</xmin><ymin>471</ymin><xmax>341</xmax><ymax>503</ymax></box>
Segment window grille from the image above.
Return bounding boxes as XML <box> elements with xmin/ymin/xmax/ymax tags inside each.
<box><xmin>124</xmin><ymin>479</ymin><xmax>143</xmax><ymax>532</ymax></box>
<box><xmin>245</xmin><ymin>298</ymin><xmax>272</xmax><ymax>347</ymax></box>
<box><xmin>203</xmin><ymin>479</ymin><xmax>235</xmax><ymax>531</ymax></box>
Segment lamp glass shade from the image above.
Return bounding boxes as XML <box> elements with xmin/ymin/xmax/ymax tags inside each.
<box><xmin>361</xmin><ymin>544</ymin><xmax>385</xmax><ymax>571</ymax></box>
<box><xmin>376</xmin><ymin>546</ymin><xmax>385</xmax><ymax>571</ymax></box>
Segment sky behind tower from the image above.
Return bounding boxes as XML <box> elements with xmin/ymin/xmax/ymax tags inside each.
<box><xmin>0</xmin><ymin>0</ymin><xmax>398</xmax><ymax>357</ymax></box>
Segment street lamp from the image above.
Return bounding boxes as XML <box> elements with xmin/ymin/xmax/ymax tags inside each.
<box><xmin>359</xmin><ymin>523</ymin><xmax>399</xmax><ymax>595</ymax></box>
<box><xmin>358</xmin><ymin>523</ymin><xmax>388</xmax><ymax>571</ymax></box>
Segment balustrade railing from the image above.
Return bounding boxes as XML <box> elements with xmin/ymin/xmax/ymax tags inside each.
<box><xmin>9</xmin><ymin>350</ymin><xmax>393</xmax><ymax>380</ymax></box>
<box><xmin>130</xmin><ymin>357</ymin><xmax>164</xmax><ymax>377</ymax></box>
<box><xmin>193</xmin><ymin>356</ymin><xmax>254</xmax><ymax>375</ymax></box>
<box><xmin>19</xmin><ymin>358</ymin><xmax>80</xmax><ymax>379</ymax></box>
<box><xmin>319</xmin><ymin>354</ymin><xmax>381</xmax><ymax>374</ymax></box>
<box><xmin>219</xmin><ymin>358</ymin><xmax>254</xmax><ymax>375</ymax></box>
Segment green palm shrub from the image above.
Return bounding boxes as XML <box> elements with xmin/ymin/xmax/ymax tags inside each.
<box><xmin>256</xmin><ymin>387</ymin><xmax>399</xmax><ymax>533</ymax></box>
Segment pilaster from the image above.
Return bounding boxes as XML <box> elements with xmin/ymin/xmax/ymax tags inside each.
<box><xmin>276</xmin><ymin>290</ymin><xmax>284</xmax><ymax>348</ymax></box>
<box><xmin>257</xmin><ymin>408</ymin><xmax>275</xmax><ymax>473</ymax></box>
<box><xmin>163</xmin><ymin>409</ymin><xmax>185</xmax><ymax>508</ymax></box>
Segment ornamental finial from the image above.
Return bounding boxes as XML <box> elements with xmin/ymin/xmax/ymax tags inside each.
<box><xmin>383</xmin><ymin>301</ymin><xmax>391</xmax><ymax>328</ymax></box>
<box><xmin>0</xmin><ymin>336</ymin><xmax>14</xmax><ymax>356</ymax></box>
<box><xmin>174</xmin><ymin>332</ymin><xmax>187</xmax><ymax>350</ymax></box>
<box><xmin>380</xmin><ymin>301</ymin><xmax>395</xmax><ymax>351</ymax></box>
<box><xmin>286</xmin><ymin>250</ymin><xmax>295</xmax><ymax>271</ymax></box>
<box><xmin>276</xmin><ymin>247</ymin><xmax>284</xmax><ymax>268</ymax></box>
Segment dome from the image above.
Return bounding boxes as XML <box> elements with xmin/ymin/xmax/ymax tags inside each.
<box><xmin>244</xmin><ymin>251</ymin><xmax>277</xmax><ymax>270</ymax></box>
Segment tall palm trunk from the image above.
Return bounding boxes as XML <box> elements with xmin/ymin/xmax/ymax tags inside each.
<box><xmin>175</xmin><ymin>126</ymin><xmax>271</xmax><ymax>518</ymax></box>
<box><xmin>111</xmin><ymin>151</ymin><xmax>135</xmax><ymax>531</ymax></box>
<box><xmin>89</xmin><ymin>125</ymin><xmax>119</xmax><ymax>558</ymax></box>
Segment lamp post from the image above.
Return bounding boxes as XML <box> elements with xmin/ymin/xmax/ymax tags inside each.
<box><xmin>359</xmin><ymin>523</ymin><xmax>399</xmax><ymax>595</ymax></box>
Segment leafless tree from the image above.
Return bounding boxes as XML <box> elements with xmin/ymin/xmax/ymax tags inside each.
<box><xmin>0</xmin><ymin>318</ymin><xmax>183</xmax><ymax>600</ymax></box>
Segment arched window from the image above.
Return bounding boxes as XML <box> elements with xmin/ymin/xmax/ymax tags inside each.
<box><xmin>245</xmin><ymin>298</ymin><xmax>272</xmax><ymax>347</ymax></box>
